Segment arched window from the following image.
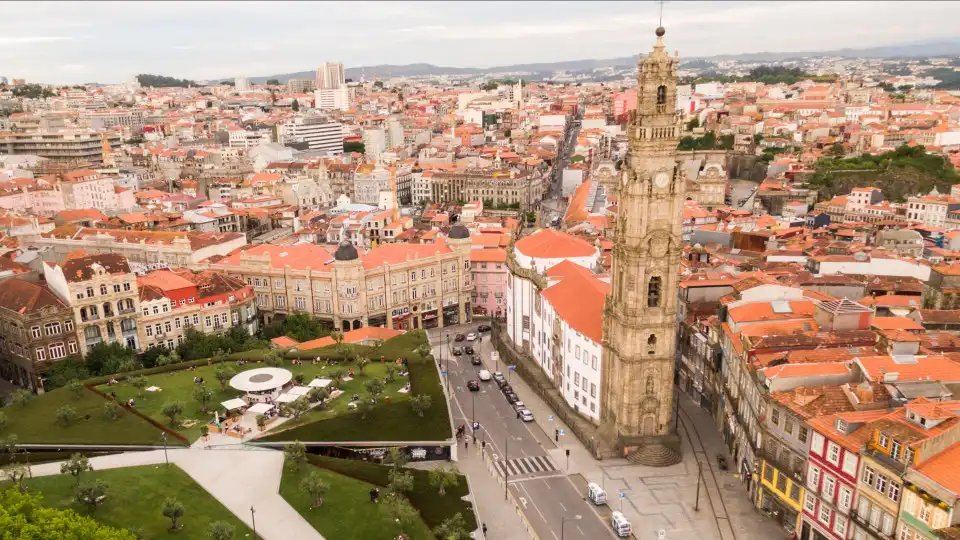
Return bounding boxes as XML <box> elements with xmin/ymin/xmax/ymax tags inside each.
<box><xmin>647</xmin><ymin>334</ymin><xmax>657</xmax><ymax>355</ymax></box>
<box><xmin>647</xmin><ymin>276</ymin><xmax>662</xmax><ymax>308</ymax></box>
<box><xmin>656</xmin><ymin>85</ymin><xmax>667</xmax><ymax>105</ymax></box>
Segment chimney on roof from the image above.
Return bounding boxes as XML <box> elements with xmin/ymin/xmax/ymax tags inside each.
<box><xmin>793</xmin><ymin>387</ymin><xmax>819</xmax><ymax>407</ymax></box>
<box><xmin>855</xmin><ymin>381</ymin><xmax>875</xmax><ymax>404</ymax></box>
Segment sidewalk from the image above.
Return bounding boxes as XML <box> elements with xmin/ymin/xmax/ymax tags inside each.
<box><xmin>29</xmin><ymin>448</ymin><xmax>325</xmax><ymax>540</ymax></box>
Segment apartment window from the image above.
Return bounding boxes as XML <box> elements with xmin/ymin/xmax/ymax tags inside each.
<box><xmin>888</xmin><ymin>482</ymin><xmax>900</xmax><ymax>503</ymax></box>
<box><xmin>275</xmin><ymin>295</ymin><xmax>286</xmax><ymax>308</ymax></box>
<box><xmin>890</xmin><ymin>440</ymin><xmax>902</xmax><ymax>460</ymax></box>
<box><xmin>179</xmin><ymin>299</ymin><xmax>186</xmax><ymax>306</ymax></box>
<box><xmin>35</xmin><ymin>347</ymin><xmax>45</xmax><ymax>361</ymax></box>
<box><xmin>763</xmin><ymin>464</ymin><xmax>774</xmax><ymax>483</ymax></box>
<box><xmin>123</xmin><ymin>282</ymin><xmax>131</xmax><ymax>291</ymax></box>
<box><xmin>220</xmin><ymin>313</ymin><xmax>227</xmax><ymax>324</ymax></box>
<box><xmin>86</xmin><ymin>287</ymin><xmax>94</xmax><ymax>298</ymax></box>
<box><xmin>789</xmin><ymin>483</ymin><xmax>801</xmax><ymax>502</ymax></box>
<box><xmin>807</xmin><ymin>464</ymin><xmax>820</xmax><ymax>491</ymax></box>
<box><xmin>878</xmin><ymin>432</ymin><xmax>889</xmax><ymax>448</ymax></box>
<box><xmin>882</xmin><ymin>514</ymin><xmax>895</xmax><ymax>535</ymax></box>
<box><xmin>804</xmin><ymin>493</ymin><xmax>817</xmax><ymax>513</ymax></box>
<box><xmin>905</xmin><ymin>447</ymin><xmax>915</xmax><ymax>465</ymax></box>
<box><xmin>876</xmin><ymin>474</ymin><xmax>889</xmax><ymax>494</ymax></box>
<box><xmin>591</xmin><ymin>355</ymin><xmax>598</xmax><ymax>370</ymax></box>
<box><xmin>823</xmin><ymin>475</ymin><xmax>836</xmax><ymax>499</ymax></box>
<box><xmin>776</xmin><ymin>472</ymin><xmax>788</xmax><ymax>493</ymax></box>
<box><xmin>811</xmin><ymin>431</ymin><xmax>825</xmax><ymax>455</ymax></box>
<box><xmin>590</xmin><ymin>383</ymin><xmax>596</xmax><ymax>398</ymax></box>
<box><xmin>834</xmin><ymin>515</ymin><xmax>847</xmax><ymax>537</ymax></box>
<box><xmin>113</xmin><ymin>284</ymin><xmax>121</xmax><ymax>293</ymax></box>
<box><xmin>30</xmin><ymin>326</ymin><xmax>41</xmax><ymax>339</ymax></box>
<box><xmin>175</xmin><ymin>318</ymin><xmax>181</xmax><ymax>329</ymax></box>
<box><xmin>49</xmin><ymin>343</ymin><xmax>65</xmax><ymax>359</ymax></box>
<box><xmin>295</xmin><ymin>297</ymin><xmax>306</xmax><ymax>310</ymax></box>
<box><xmin>799</xmin><ymin>427</ymin><xmax>809</xmax><ymax>444</ymax></box>
<box><xmin>145</xmin><ymin>326</ymin><xmax>153</xmax><ymax>337</ymax></box>
<box><xmin>68</xmin><ymin>341</ymin><xmax>78</xmax><ymax>354</ymax></box>
<box><xmin>827</xmin><ymin>442</ymin><xmax>841</xmax><ymax>466</ymax></box>
<box><xmin>771</xmin><ymin>408</ymin><xmax>780</xmax><ymax>427</ymax></box>
<box><xmin>818</xmin><ymin>505</ymin><xmax>831</xmax><ymax>525</ymax></box>
<box><xmin>838</xmin><ymin>486</ymin><xmax>852</xmax><ymax>511</ymax></box>
<box><xmin>274</xmin><ymin>279</ymin><xmax>284</xmax><ymax>289</ymax></box>
<box><xmin>164</xmin><ymin>321</ymin><xmax>172</xmax><ymax>333</ymax></box>
<box><xmin>841</xmin><ymin>452</ymin><xmax>857</xmax><ymax>477</ymax></box>
<box><xmin>64</xmin><ymin>319</ymin><xmax>73</xmax><ymax>332</ymax></box>
<box><xmin>918</xmin><ymin>502</ymin><xmax>931</xmax><ymax>524</ymax></box>
<box><xmin>784</xmin><ymin>417</ymin><xmax>794</xmax><ymax>436</ymax></box>
<box><xmin>44</xmin><ymin>322</ymin><xmax>62</xmax><ymax>336</ymax></box>
<box><xmin>205</xmin><ymin>316</ymin><xmax>212</xmax><ymax>327</ymax></box>
<box><xmin>862</xmin><ymin>465</ymin><xmax>875</xmax><ymax>486</ymax></box>
<box><xmin>100</xmin><ymin>285</ymin><xmax>108</xmax><ymax>295</ymax></box>
<box><xmin>152</xmin><ymin>305</ymin><xmax>160</xmax><ymax>315</ymax></box>
<box><xmin>193</xmin><ymin>314</ymin><xmax>200</xmax><ymax>325</ymax></box>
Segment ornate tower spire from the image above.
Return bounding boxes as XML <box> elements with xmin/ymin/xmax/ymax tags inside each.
<box><xmin>599</xmin><ymin>24</ymin><xmax>684</xmax><ymax>466</ymax></box>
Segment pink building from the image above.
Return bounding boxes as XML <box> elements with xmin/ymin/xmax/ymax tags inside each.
<box><xmin>613</xmin><ymin>89</ymin><xmax>637</xmax><ymax>121</ymax></box>
<box><xmin>471</xmin><ymin>248</ymin><xmax>508</xmax><ymax>318</ymax></box>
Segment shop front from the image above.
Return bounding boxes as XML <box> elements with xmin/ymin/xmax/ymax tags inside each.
<box><xmin>368</xmin><ymin>313</ymin><xmax>387</xmax><ymax>328</ymax></box>
<box><xmin>442</xmin><ymin>304</ymin><xmax>459</xmax><ymax>326</ymax></box>
<box><xmin>421</xmin><ymin>309</ymin><xmax>439</xmax><ymax>330</ymax></box>
<box><xmin>391</xmin><ymin>307</ymin><xmax>411</xmax><ymax>331</ymax></box>
<box><xmin>463</xmin><ymin>301</ymin><xmax>472</xmax><ymax>323</ymax></box>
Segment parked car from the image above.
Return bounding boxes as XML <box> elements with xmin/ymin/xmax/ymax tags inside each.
<box><xmin>464</xmin><ymin>346</ymin><xmax>475</xmax><ymax>355</ymax></box>
<box><xmin>519</xmin><ymin>409</ymin><xmax>535</xmax><ymax>422</ymax></box>
<box><xmin>513</xmin><ymin>400</ymin><xmax>525</xmax><ymax>412</ymax></box>
<box><xmin>505</xmin><ymin>392</ymin><xmax>519</xmax><ymax>404</ymax></box>
<box><xmin>478</xmin><ymin>324</ymin><xmax>491</xmax><ymax>332</ymax></box>
<box><xmin>466</xmin><ymin>332</ymin><xmax>478</xmax><ymax>341</ymax></box>
<box><xmin>492</xmin><ymin>372</ymin><xmax>506</xmax><ymax>385</ymax></box>
<box><xmin>501</xmin><ymin>384</ymin><xmax>513</xmax><ymax>395</ymax></box>
<box><xmin>452</xmin><ymin>347</ymin><xmax>464</xmax><ymax>356</ymax></box>
<box><xmin>454</xmin><ymin>334</ymin><xmax>465</xmax><ymax>342</ymax></box>
<box><xmin>478</xmin><ymin>369</ymin><xmax>492</xmax><ymax>381</ymax></box>
<box><xmin>470</xmin><ymin>355</ymin><xmax>482</xmax><ymax>366</ymax></box>
<box><xmin>467</xmin><ymin>380</ymin><xmax>480</xmax><ymax>391</ymax></box>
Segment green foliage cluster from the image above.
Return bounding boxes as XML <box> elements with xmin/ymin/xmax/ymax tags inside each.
<box><xmin>0</xmin><ymin>488</ymin><xmax>136</xmax><ymax>539</ymax></box>
<box><xmin>677</xmin><ymin>131</ymin><xmax>734</xmax><ymax>151</ymax></box>
<box><xmin>686</xmin><ymin>65</ymin><xmax>836</xmax><ymax>86</ymax></box>
<box><xmin>262</xmin><ymin>312</ymin><xmax>331</xmax><ymax>343</ymax></box>
<box><xmin>136</xmin><ymin>74</ymin><xmax>196</xmax><ymax>88</ymax></box>
<box><xmin>10</xmin><ymin>83</ymin><xmax>56</xmax><ymax>99</ymax></box>
<box><xmin>175</xmin><ymin>327</ymin><xmax>268</xmax><ymax>361</ymax></box>
<box><xmin>343</xmin><ymin>141</ymin><xmax>365</xmax><ymax>154</ymax></box>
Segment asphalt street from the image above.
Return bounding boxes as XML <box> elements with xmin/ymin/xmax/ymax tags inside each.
<box><xmin>430</xmin><ymin>325</ymin><xmax>614</xmax><ymax>540</ymax></box>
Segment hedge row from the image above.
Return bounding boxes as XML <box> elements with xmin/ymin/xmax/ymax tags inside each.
<box><xmin>305</xmin><ymin>455</ymin><xmax>476</xmax><ymax>532</ymax></box>
<box><xmin>85</xmin><ymin>385</ymin><xmax>189</xmax><ymax>446</ymax></box>
<box><xmin>81</xmin><ymin>349</ymin><xmax>272</xmax><ymax>387</ymax></box>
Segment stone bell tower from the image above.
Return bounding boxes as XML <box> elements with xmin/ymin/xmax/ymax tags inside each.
<box><xmin>599</xmin><ymin>25</ymin><xmax>685</xmax><ymax>466</ymax></box>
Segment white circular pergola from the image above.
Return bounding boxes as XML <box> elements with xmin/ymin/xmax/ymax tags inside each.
<box><xmin>229</xmin><ymin>367</ymin><xmax>293</xmax><ymax>393</ymax></box>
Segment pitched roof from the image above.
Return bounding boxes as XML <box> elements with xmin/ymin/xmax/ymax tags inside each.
<box><xmin>60</xmin><ymin>253</ymin><xmax>131</xmax><ymax>282</ymax></box>
<box><xmin>542</xmin><ymin>262</ymin><xmax>609</xmax><ymax>343</ymax></box>
<box><xmin>0</xmin><ymin>278</ymin><xmax>67</xmax><ymax>315</ymax></box>
<box><xmin>514</xmin><ymin>228</ymin><xmax>597</xmax><ymax>259</ymax></box>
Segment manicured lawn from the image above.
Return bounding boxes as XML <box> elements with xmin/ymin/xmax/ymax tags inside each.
<box><xmin>260</xmin><ymin>332</ymin><xmax>451</xmax><ymax>443</ymax></box>
<box><xmin>97</xmin><ymin>357</ymin><xmax>411</xmax><ymax>442</ymax></box>
<box><xmin>305</xmin><ymin>455</ymin><xmax>476</xmax><ymax>532</ymax></box>
<box><xmin>279</xmin><ymin>460</ymin><xmax>432</xmax><ymax>540</ymax></box>
<box><xmin>2</xmin><ymin>387</ymin><xmax>168</xmax><ymax>446</ymax></box>
<box><xmin>8</xmin><ymin>464</ymin><xmax>250</xmax><ymax>539</ymax></box>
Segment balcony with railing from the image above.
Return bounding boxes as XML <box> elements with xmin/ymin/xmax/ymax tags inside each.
<box><xmin>849</xmin><ymin>509</ymin><xmax>894</xmax><ymax>540</ymax></box>
<box><xmin>759</xmin><ymin>446</ymin><xmax>804</xmax><ymax>484</ymax></box>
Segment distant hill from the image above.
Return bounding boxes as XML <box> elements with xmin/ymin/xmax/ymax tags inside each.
<box><xmin>243</xmin><ymin>39</ymin><xmax>960</xmax><ymax>83</ymax></box>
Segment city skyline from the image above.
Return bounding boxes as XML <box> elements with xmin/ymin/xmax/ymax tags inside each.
<box><xmin>3</xmin><ymin>0</ymin><xmax>959</xmax><ymax>84</ymax></box>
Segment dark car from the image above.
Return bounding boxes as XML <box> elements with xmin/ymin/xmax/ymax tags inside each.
<box><xmin>501</xmin><ymin>384</ymin><xmax>513</xmax><ymax>395</ymax></box>
<box><xmin>467</xmin><ymin>380</ymin><xmax>480</xmax><ymax>391</ymax></box>
<box><xmin>470</xmin><ymin>355</ymin><xmax>482</xmax><ymax>366</ymax></box>
<box><xmin>454</xmin><ymin>334</ymin><xmax>465</xmax><ymax>342</ymax></box>
<box><xmin>452</xmin><ymin>347</ymin><xmax>464</xmax><ymax>356</ymax></box>
<box><xmin>505</xmin><ymin>391</ymin><xmax>519</xmax><ymax>404</ymax></box>
<box><xmin>478</xmin><ymin>324</ymin><xmax>491</xmax><ymax>332</ymax></box>
<box><xmin>464</xmin><ymin>346</ymin><xmax>475</xmax><ymax>355</ymax></box>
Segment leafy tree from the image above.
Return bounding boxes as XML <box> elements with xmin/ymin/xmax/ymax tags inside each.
<box><xmin>357</xmin><ymin>399</ymin><xmax>373</xmax><ymax>420</ymax></box>
<box><xmin>84</xmin><ymin>342</ymin><xmax>137</xmax><ymax>377</ymax></box>
<box><xmin>10</xmin><ymin>389</ymin><xmax>32</xmax><ymax>407</ymax></box>
<box><xmin>118</xmin><ymin>359</ymin><xmax>141</xmax><ymax>373</ymax></box>
<box><xmin>60</xmin><ymin>453</ymin><xmax>92</xmax><ymax>488</ymax></box>
<box><xmin>0</xmin><ymin>411</ymin><xmax>6</xmax><ymax>432</ymax></box>
<box><xmin>364</xmin><ymin>378</ymin><xmax>384</xmax><ymax>398</ymax></box>
<box><xmin>161</xmin><ymin>497</ymin><xmax>185</xmax><ymax>531</ymax></box>
<box><xmin>67</xmin><ymin>379</ymin><xmax>84</xmax><ymax>399</ymax></box>
<box><xmin>161</xmin><ymin>401</ymin><xmax>184</xmax><ymax>426</ymax></box>
<box><xmin>262</xmin><ymin>312</ymin><xmax>328</xmax><ymax>342</ymax></box>
<box><xmin>10</xmin><ymin>83</ymin><xmax>56</xmax><ymax>99</ymax></box>
<box><xmin>433</xmin><ymin>513</ymin><xmax>471</xmax><ymax>540</ymax></box>
<box><xmin>0</xmin><ymin>488</ymin><xmax>136</xmax><ymax>539</ymax></box>
<box><xmin>193</xmin><ymin>385</ymin><xmax>213</xmax><ymax>412</ymax></box>
<box><xmin>294</xmin><ymin>373</ymin><xmax>306</xmax><ymax>385</ymax></box>
<box><xmin>829</xmin><ymin>142</ymin><xmax>845</xmax><ymax>157</ymax></box>
<box><xmin>75</xmin><ymin>479</ymin><xmax>108</xmax><ymax>514</ymax></box>
<box><xmin>137</xmin><ymin>74</ymin><xmax>196</xmax><ymax>88</ymax></box>
<box><xmin>215</xmin><ymin>365</ymin><xmax>237</xmax><ymax>392</ymax></box>
<box><xmin>208</xmin><ymin>521</ymin><xmax>235</xmax><ymax>540</ymax></box>
<box><xmin>200</xmin><ymin>425</ymin><xmax>210</xmax><ymax>439</ymax></box>
<box><xmin>300</xmin><ymin>470</ymin><xmax>329</xmax><ymax>508</ymax></box>
<box><xmin>686</xmin><ymin>117</ymin><xmax>700</xmax><ymax>130</ymax></box>
<box><xmin>373</xmin><ymin>80</ymin><xmax>385</xmax><ymax>89</ymax></box>
<box><xmin>330</xmin><ymin>369</ymin><xmax>346</xmax><ymax>388</ymax></box>
<box><xmin>3</xmin><ymin>434</ymin><xmax>19</xmax><ymax>457</ymax></box>
<box><xmin>45</xmin><ymin>359</ymin><xmax>89</xmax><ymax>390</ymax></box>
<box><xmin>384</xmin><ymin>365</ymin><xmax>396</xmax><ymax>383</ymax></box>
<box><xmin>388</xmin><ymin>469</ymin><xmax>414</xmax><ymax>496</ymax></box>
<box><xmin>410</xmin><ymin>394</ymin><xmax>432</xmax><ymax>418</ymax></box>
<box><xmin>284</xmin><ymin>440</ymin><xmax>308</xmax><ymax>471</ymax></box>
<box><xmin>55</xmin><ymin>405</ymin><xmax>78</xmax><ymax>427</ymax></box>
<box><xmin>414</xmin><ymin>344</ymin><xmax>431</xmax><ymax>361</ymax></box>
<box><xmin>256</xmin><ymin>414</ymin><xmax>266</xmax><ymax>431</ymax></box>
<box><xmin>103</xmin><ymin>400</ymin><xmax>123</xmax><ymax>421</ymax></box>
<box><xmin>2</xmin><ymin>461</ymin><xmax>29</xmax><ymax>490</ymax></box>
<box><xmin>307</xmin><ymin>387</ymin><xmax>329</xmax><ymax>405</ymax></box>
<box><xmin>129</xmin><ymin>375</ymin><xmax>148</xmax><ymax>396</ymax></box>
<box><xmin>356</xmin><ymin>357</ymin><xmax>370</xmax><ymax>375</ymax></box>
<box><xmin>429</xmin><ymin>465</ymin><xmax>459</xmax><ymax>496</ymax></box>
<box><xmin>287</xmin><ymin>397</ymin><xmax>309</xmax><ymax>421</ymax></box>
<box><xmin>264</xmin><ymin>350</ymin><xmax>283</xmax><ymax>367</ymax></box>
<box><xmin>291</xmin><ymin>98</ymin><xmax>300</xmax><ymax>112</ymax></box>
<box><xmin>265</xmin><ymin>79</ymin><xmax>281</xmax><ymax>85</ymax></box>
<box><xmin>381</xmin><ymin>495</ymin><xmax>418</xmax><ymax>537</ymax></box>
<box><xmin>343</xmin><ymin>141</ymin><xmax>365</xmax><ymax>153</ymax></box>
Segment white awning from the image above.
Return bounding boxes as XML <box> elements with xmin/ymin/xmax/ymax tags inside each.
<box><xmin>221</xmin><ymin>398</ymin><xmax>247</xmax><ymax>411</ymax></box>
<box><xmin>288</xmin><ymin>386</ymin><xmax>310</xmax><ymax>396</ymax></box>
<box><xmin>247</xmin><ymin>402</ymin><xmax>275</xmax><ymax>415</ymax></box>
<box><xmin>276</xmin><ymin>393</ymin><xmax>300</xmax><ymax>403</ymax></box>
<box><xmin>308</xmin><ymin>378</ymin><xmax>332</xmax><ymax>388</ymax></box>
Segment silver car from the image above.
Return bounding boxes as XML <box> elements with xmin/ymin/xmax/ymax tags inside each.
<box><xmin>519</xmin><ymin>409</ymin><xmax>535</xmax><ymax>422</ymax></box>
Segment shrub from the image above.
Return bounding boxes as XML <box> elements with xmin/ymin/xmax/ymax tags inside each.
<box><xmin>103</xmin><ymin>400</ymin><xmax>123</xmax><ymax>421</ymax></box>
<box><xmin>55</xmin><ymin>405</ymin><xmax>78</xmax><ymax>427</ymax></box>
<box><xmin>161</xmin><ymin>401</ymin><xmax>185</xmax><ymax>426</ymax></box>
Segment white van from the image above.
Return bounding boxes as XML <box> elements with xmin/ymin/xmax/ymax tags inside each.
<box><xmin>611</xmin><ymin>511</ymin><xmax>632</xmax><ymax>537</ymax></box>
<box><xmin>587</xmin><ymin>482</ymin><xmax>607</xmax><ymax>505</ymax></box>
<box><xmin>478</xmin><ymin>369</ymin><xmax>491</xmax><ymax>381</ymax></box>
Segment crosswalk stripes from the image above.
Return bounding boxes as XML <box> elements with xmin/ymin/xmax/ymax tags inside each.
<box><xmin>495</xmin><ymin>455</ymin><xmax>557</xmax><ymax>478</ymax></box>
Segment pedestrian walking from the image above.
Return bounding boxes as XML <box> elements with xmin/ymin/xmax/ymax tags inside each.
<box><xmin>555</xmin><ymin>428</ymin><xmax>559</xmax><ymax>442</ymax></box>
<box><xmin>482</xmin><ymin>523</ymin><xmax>488</xmax><ymax>536</ymax></box>
<box><xmin>464</xmin><ymin>438</ymin><xmax>469</xmax><ymax>450</ymax></box>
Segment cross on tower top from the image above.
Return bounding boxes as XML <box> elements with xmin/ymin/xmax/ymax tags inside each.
<box><xmin>658</xmin><ymin>0</ymin><xmax>664</xmax><ymax>27</ymax></box>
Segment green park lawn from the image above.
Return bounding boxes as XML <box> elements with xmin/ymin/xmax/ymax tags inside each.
<box><xmin>279</xmin><ymin>460</ymin><xmax>432</xmax><ymax>540</ymax></box>
<box><xmin>2</xmin><ymin>387</ymin><xmax>168</xmax><ymax>446</ymax></box>
<box><xmin>9</xmin><ymin>464</ymin><xmax>250</xmax><ymax>539</ymax></box>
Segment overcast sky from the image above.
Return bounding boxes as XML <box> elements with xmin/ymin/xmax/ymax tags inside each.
<box><xmin>4</xmin><ymin>1</ymin><xmax>958</xmax><ymax>84</ymax></box>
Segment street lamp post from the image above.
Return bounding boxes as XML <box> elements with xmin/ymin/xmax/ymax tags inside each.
<box><xmin>471</xmin><ymin>392</ymin><xmax>476</xmax><ymax>443</ymax></box>
<box><xmin>445</xmin><ymin>333</ymin><xmax>451</xmax><ymax>394</ymax></box>
<box><xmin>560</xmin><ymin>515</ymin><xmax>582</xmax><ymax>540</ymax></box>
<box><xmin>250</xmin><ymin>506</ymin><xmax>257</xmax><ymax>538</ymax></box>
<box><xmin>160</xmin><ymin>432</ymin><xmax>169</xmax><ymax>466</ymax></box>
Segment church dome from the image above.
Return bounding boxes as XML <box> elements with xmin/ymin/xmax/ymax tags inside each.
<box><xmin>334</xmin><ymin>240</ymin><xmax>359</xmax><ymax>261</ymax></box>
<box><xmin>448</xmin><ymin>224</ymin><xmax>470</xmax><ymax>239</ymax></box>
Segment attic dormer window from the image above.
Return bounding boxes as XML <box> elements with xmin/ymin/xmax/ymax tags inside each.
<box><xmin>836</xmin><ymin>418</ymin><xmax>848</xmax><ymax>433</ymax></box>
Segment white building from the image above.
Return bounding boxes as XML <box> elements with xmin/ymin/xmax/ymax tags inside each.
<box><xmin>412</xmin><ymin>171</ymin><xmax>432</xmax><ymax>205</ymax></box>
<box><xmin>363</xmin><ymin>127</ymin><xmax>387</xmax><ymax>160</ymax></box>
<box><xmin>235</xmin><ymin>77</ymin><xmax>249</xmax><ymax>92</ymax></box>
<box><xmin>277</xmin><ymin>116</ymin><xmax>344</xmax><ymax>155</ymax></box>
<box><xmin>906</xmin><ymin>189</ymin><xmax>960</xmax><ymax>228</ymax></box>
<box><xmin>316</xmin><ymin>62</ymin><xmax>345</xmax><ymax>90</ymax></box>
<box><xmin>315</xmin><ymin>87</ymin><xmax>350</xmax><ymax>112</ymax></box>
<box><xmin>227</xmin><ymin>127</ymin><xmax>271</xmax><ymax>149</ymax></box>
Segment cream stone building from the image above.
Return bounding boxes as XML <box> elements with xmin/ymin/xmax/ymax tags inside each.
<box><xmin>207</xmin><ymin>226</ymin><xmax>474</xmax><ymax>332</ymax></box>
<box><xmin>43</xmin><ymin>253</ymin><xmax>142</xmax><ymax>352</ymax></box>
<box><xmin>600</xmin><ymin>26</ymin><xmax>685</xmax><ymax>466</ymax></box>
